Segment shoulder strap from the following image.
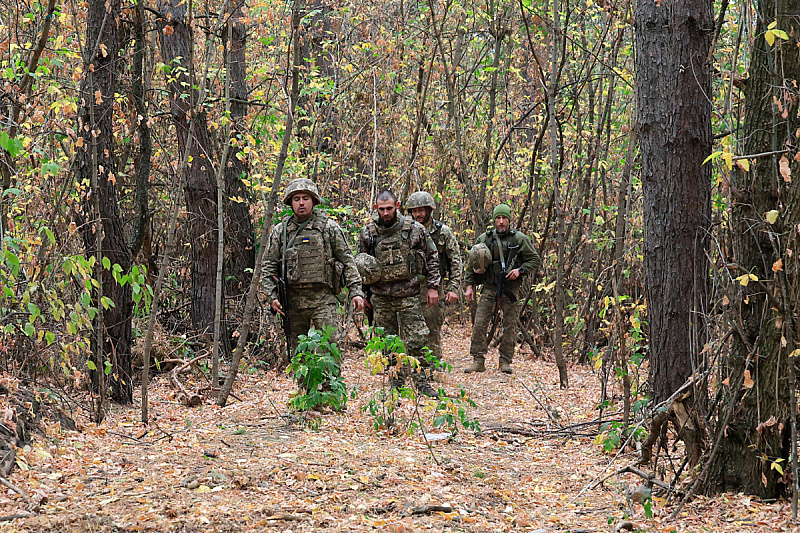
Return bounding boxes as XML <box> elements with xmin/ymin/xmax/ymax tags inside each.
<box><xmin>372</xmin><ymin>215</ymin><xmax>406</xmax><ymax>251</ymax></box>
<box><xmin>285</xmin><ymin>216</ymin><xmax>313</xmax><ymax>250</ymax></box>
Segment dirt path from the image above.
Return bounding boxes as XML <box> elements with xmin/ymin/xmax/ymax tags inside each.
<box><xmin>0</xmin><ymin>325</ymin><xmax>792</xmax><ymax>532</ymax></box>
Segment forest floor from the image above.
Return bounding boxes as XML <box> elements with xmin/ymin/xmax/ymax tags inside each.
<box><xmin>0</xmin><ymin>323</ymin><xmax>795</xmax><ymax>532</ymax></box>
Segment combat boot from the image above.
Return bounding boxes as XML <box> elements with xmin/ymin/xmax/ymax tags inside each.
<box><xmin>499</xmin><ymin>361</ymin><xmax>513</xmax><ymax>374</ymax></box>
<box><xmin>464</xmin><ymin>358</ymin><xmax>486</xmax><ymax>374</ymax></box>
<box><xmin>412</xmin><ymin>372</ymin><xmax>440</xmax><ymax>398</ymax></box>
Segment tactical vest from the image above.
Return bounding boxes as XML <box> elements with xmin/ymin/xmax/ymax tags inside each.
<box><xmin>282</xmin><ymin>213</ymin><xmax>330</xmax><ymax>287</ymax></box>
<box><xmin>486</xmin><ymin>229</ymin><xmax>520</xmax><ymax>280</ymax></box>
<box><xmin>372</xmin><ymin>215</ymin><xmax>415</xmax><ymax>282</ymax></box>
<box><xmin>429</xmin><ymin>220</ymin><xmax>450</xmax><ymax>274</ymax></box>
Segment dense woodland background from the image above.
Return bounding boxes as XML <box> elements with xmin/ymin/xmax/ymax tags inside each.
<box><xmin>0</xmin><ymin>0</ymin><xmax>799</xmax><ymax>505</ymax></box>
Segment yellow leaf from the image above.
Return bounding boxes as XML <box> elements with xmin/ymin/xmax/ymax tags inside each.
<box><xmin>765</xmin><ymin>30</ymin><xmax>775</xmax><ymax>46</ymax></box>
<box><xmin>196</xmin><ymin>484</ymin><xmax>212</xmax><ymax>493</ymax></box>
<box><xmin>736</xmin><ymin>158</ymin><xmax>750</xmax><ymax>172</ymax></box>
<box><xmin>743</xmin><ymin>369</ymin><xmax>754</xmax><ymax>389</ymax></box>
<box><xmin>789</xmin><ymin>349</ymin><xmax>800</xmax><ymax>358</ymax></box>
<box><xmin>722</xmin><ymin>151</ymin><xmax>733</xmax><ymax>170</ymax></box>
<box><xmin>766</xmin><ymin>210</ymin><xmax>779</xmax><ymax>224</ymax></box>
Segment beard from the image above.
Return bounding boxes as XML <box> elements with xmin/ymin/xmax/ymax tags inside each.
<box><xmin>377</xmin><ymin>212</ymin><xmax>398</xmax><ymax>228</ymax></box>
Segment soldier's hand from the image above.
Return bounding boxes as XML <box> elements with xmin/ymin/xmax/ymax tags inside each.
<box><xmin>270</xmin><ymin>299</ymin><xmax>284</xmax><ymax>315</ymax></box>
<box><xmin>427</xmin><ymin>288</ymin><xmax>440</xmax><ymax>307</ymax></box>
<box><xmin>506</xmin><ymin>268</ymin><xmax>521</xmax><ymax>280</ymax></box>
<box><xmin>464</xmin><ymin>285</ymin><xmax>475</xmax><ymax>302</ymax></box>
<box><xmin>445</xmin><ymin>291</ymin><xmax>458</xmax><ymax>303</ymax></box>
<box><xmin>352</xmin><ymin>296</ymin><xmax>366</xmax><ymax>313</ymax></box>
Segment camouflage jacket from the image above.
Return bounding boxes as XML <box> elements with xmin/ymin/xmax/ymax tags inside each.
<box><xmin>263</xmin><ymin>210</ymin><xmax>364</xmax><ymax>308</ymax></box>
<box><xmin>422</xmin><ymin>218</ymin><xmax>462</xmax><ymax>295</ymax></box>
<box><xmin>358</xmin><ymin>212</ymin><xmax>441</xmax><ymax>298</ymax></box>
<box><xmin>464</xmin><ymin>228</ymin><xmax>541</xmax><ymax>295</ymax></box>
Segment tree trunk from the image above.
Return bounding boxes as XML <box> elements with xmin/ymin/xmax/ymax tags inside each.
<box><xmin>223</xmin><ymin>0</ymin><xmax>255</xmax><ymax>310</ymax></box>
<box><xmin>76</xmin><ymin>0</ymin><xmax>134</xmax><ymax>404</ymax></box>
<box><xmin>635</xmin><ymin>0</ymin><xmax>712</xmax><ymax>404</ymax></box>
<box><xmin>158</xmin><ymin>0</ymin><xmax>220</xmax><ymax>336</ymax></box>
<box><xmin>707</xmin><ymin>0</ymin><xmax>800</xmax><ymax>497</ymax></box>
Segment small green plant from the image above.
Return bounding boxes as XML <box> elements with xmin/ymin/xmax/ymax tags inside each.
<box><xmin>362</xmin><ymin>329</ymin><xmax>479</xmax><ymax>435</ymax></box>
<box><xmin>286</xmin><ymin>326</ymin><xmax>347</xmax><ymax>412</ymax></box>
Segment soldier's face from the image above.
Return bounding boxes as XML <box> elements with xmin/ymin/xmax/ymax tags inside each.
<box><xmin>410</xmin><ymin>207</ymin><xmax>430</xmax><ymax>225</ymax></box>
<box><xmin>494</xmin><ymin>215</ymin><xmax>510</xmax><ymax>233</ymax></box>
<box><xmin>375</xmin><ymin>199</ymin><xmax>399</xmax><ymax>223</ymax></box>
<box><xmin>291</xmin><ymin>193</ymin><xmax>314</xmax><ymax>218</ymax></box>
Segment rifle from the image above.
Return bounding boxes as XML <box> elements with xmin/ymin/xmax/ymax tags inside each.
<box><xmin>486</xmin><ymin>238</ymin><xmax>518</xmax><ymax>344</ymax></box>
<box><xmin>364</xmin><ymin>286</ymin><xmax>374</xmax><ymax>328</ymax></box>
<box><xmin>272</xmin><ymin>275</ymin><xmax>292</xmax><ymax>361</ymax></box>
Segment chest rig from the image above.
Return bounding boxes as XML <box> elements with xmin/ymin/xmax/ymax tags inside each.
<box><xmin>486</xmin><ymin>229</ymin><xmax>520</xmax><ymax>279</ymax></box>
<box><xmin>282</xmin><ymin>212</ymin><xmax>330</xmax><ymax>287</ymax></box>
<box><xmin>371</xmin><ymin>215</ymin><xmax>415</xmax><ymax>282</ymax></box>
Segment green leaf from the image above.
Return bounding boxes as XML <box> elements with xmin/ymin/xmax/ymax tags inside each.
<box><xmin>4</xmin><ymin>250</ymin><xmax>20</xmax><ymax>277</ymax></box>
<box><xmin>0</xmin><ymin>131</ymin><xmax>23</xmax><ymax>158</ymax></box>
<box><xmin>102</xmin><ymin>256</ymin><xmax>111</xmax><ymax>270</ymax></box>
<box><xmin>45</xmin><ymin>331</ymin><xmax>55</xmax><ymax>345</ymax></box>
<box><xmin>23</xmin><ymin>323</ymin><xmax>35</xmax><ymax>337</ymax></box>
<box><xmin>87</xmin><ymin>360</ymin><xmax>97</xmax><ymax>370</ymax></box>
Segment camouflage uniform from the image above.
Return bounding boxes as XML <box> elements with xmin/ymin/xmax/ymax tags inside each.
<box><xmin>358</xmin><ymin>212</ymin><xmax>441</xmax><ymax>391</ymax></box>
<box><xmin>465</xmin><ymin>227</ymin><xmax>541</xmax><ymax>370</ymax></box>
<box><xmin>263</xmin><ymin>209</ymin><xmax>364</xmax><ymax>357</ymax></box>
<box><xmin>418</xmin><ymin>218</ymin><xmax>462</xmax><ymax>360</ymax></box>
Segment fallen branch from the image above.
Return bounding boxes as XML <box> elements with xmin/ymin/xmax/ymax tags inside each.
<box><xmin>0</xmin><ymin>513</ymin><xmax>32</xmax><ymax>522</ymax></box>
<box><xmin>0</xmin><ymin>476</ymin><xmax>29</xmax><ymax>503</ymax></box>
<box><xmin>408</xmin><ymin>503</ymin><xmax>453</xmax><ymax>515</ymax></box>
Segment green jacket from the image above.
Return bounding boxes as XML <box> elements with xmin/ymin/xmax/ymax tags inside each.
<box><xmin>464</xmin><ymin>228</ymin><xmax>541</xmax><ymax>295</ymax></box>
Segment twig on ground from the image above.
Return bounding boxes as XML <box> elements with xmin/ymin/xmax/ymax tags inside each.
<box><xmin>0</xmin><ymin>476</ymin><xmax>29</xmax><ymax>502</ymax></box>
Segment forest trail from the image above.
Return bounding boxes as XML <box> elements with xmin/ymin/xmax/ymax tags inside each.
<box><xmin>0</xmin><ymin>324</ymin><xmax>790</xmax><ymax>532</ymax></box>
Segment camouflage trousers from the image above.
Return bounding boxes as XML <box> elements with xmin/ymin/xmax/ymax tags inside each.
<box><xmin>371</xmin><ymin>293</ymin><xmax>431</xmax><ymax>368</ymax></box>
<box><xmin>418</xmin><ymin>289</ymin><xmax>444</xmax><ymax>360</ymax></box>
<box><xmin>286</xmin><ymin>294</ymin><xmax>340</xmax><ymax>370</ymax></box>
<box><xmin>470</xmin><ymin>287</ymin><xmax>520</xmax><ymax>365</ymax></box>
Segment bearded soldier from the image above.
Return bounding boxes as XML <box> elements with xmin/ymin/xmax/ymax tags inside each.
<box><xmin>464</xmin><ymin>204</ymin><xmax>541</xmax><ymax>375</ymax></box>
<box><xmin>405</xmin><ymin>191</ymin><xmax>462</xmax><ymax>361</ymax></box>
<box><xmin>263</xmin><ymin>178</ymin><xmax>366</xmax><ymax>360</ymax></box>
<box><xmin>357</xmin><ymin>190</ymin><xmax>441</xmax><ymax>397</ymax></box>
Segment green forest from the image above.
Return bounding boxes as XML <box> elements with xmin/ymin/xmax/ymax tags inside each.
<box><xmin>0</xmin><ymin>0</ymin><xmax>799</xmax><ymax>530</ymax></box>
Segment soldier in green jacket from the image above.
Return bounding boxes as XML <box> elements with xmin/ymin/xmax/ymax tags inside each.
<box><xmin>357</xmin><ymin>190</ymin><xmax>441</xmax><ymax>397</ymax></box>
<box><xmin>263</xmin><ymin>178</ymin><xmax>366</xmax><ymax>358</ymax></box>
<box><xmin>464</xmin><ymin>204</ymin><xmax>541</xmax><ymax>375</ymax></box>
<box><xmin>405</xmin><ymin>191</ymin><xmax>463</xmax><ymax>361</ymax></box>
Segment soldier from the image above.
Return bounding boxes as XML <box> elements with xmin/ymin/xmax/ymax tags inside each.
<box><xmin>263</xmin><ymin>178</ymin><xmax>366</xmax><ymax>362</ymax></box>
<box><xmin>405</xmin><ymin>191</ymin><xmax>462</xmax><ymax>362</ymax></box>
<box><xmin>464</xmin><ymin>204</ymin><xmax>541</xmax><ymax>375</ymax></box>
<box><xmin>357</xmin><ymin>190</ymin><xmax>441</xmax><ymax>397</ymax></box>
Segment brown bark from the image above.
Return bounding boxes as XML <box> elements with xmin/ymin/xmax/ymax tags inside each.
<box><xmin>707</xmin><ymin>0</ymin><xmax>800</xmax><ymax>498</ymax></box>
<box><xmin>635</xmin><ymin>0</ymin><xmax>712</xmax><ymax>404</ymax></box>
<box><xmin>76</xmin><ymin>0</ymin><xmax>133</xmax><ymax>404</ymax></box>
<box><xmin>223</xmin><ymin>0</ymin><xmax>255</xmax><ymax>308</ymax></box>
<box><xmin>157</xmin><ymin>0</ymin><xmax>220</xmax><ymax>335</ymax></box>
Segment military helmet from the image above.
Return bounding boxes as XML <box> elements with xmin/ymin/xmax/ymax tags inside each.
<box><xmin>283</xmin><ymin>178</ymin><xmax>321</xmax><ymax>205</ymax></box>
<box><xmin>469</xmin><ymin>243</ymin><xmax>492</xmax><ymax>274</ymax></box>
<box><xmin>405</xmin><ymin>191</ymin><xmax>436</xmax><ymax>211</ymax></box>
<box><xmin>355</xmin><ymin>253</ymin><xmax>382</xmax><ymax>285</ymax></box>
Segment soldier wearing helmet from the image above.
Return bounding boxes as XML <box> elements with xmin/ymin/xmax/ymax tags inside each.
<box><xmin>463</xmin><ymin>204</ymin><xmax>541</xmax><ymax>375</ymax></box>
<box><xmin>405</xmin><ymin>191</ymin><xmax>463</xmax><ymax>362</ymax></box>
<box><xmin>358</xmin><ymin>189</ymin><xmax>442</xmax><ymax>398</ymax></box>
<box><xmin>263</xmin><ymin>178</ymin><xmax>365</xmax><ymax>370</ymax></box>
